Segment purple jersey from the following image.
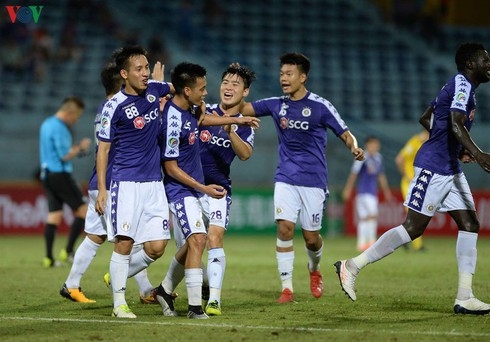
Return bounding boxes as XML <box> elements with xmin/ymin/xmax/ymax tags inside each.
<box><xmin>414</xmin><ymin>73</ymin><xmax>476</xmax><ymax>175</ymax></box>
<box><xmin>252</xmin><ymin>92</ymin><xmax>348</xmax><ymax>189</ymax></box>
<box><xmin>350</xmin><ymin>152</ymin><xmax>384</xmax><ymax>196</ymax></box>
<box><xmin>88</xmin><ymin>99</ymin><xmax>114</xmax><ymax>191</ymax></box>
<box><xmin>98</xmin><ymin>82</ymin><xmax>171</xmax><ymax>182</ymax></box>
<box><xmin>161</xmin><ymin>101</ymin><xmax>203</xmax><ymax>201</ymax></box>
<box><xmin>199</xmin><ymin>104</ymin><xmax>255</xmax><ymax>195</ymax></box>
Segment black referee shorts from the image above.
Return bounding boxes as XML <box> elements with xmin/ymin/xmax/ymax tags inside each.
<box><xmin>42</xmin><ymin>172</ymin><xmax>86</xmax><ymax>212</ymax></box>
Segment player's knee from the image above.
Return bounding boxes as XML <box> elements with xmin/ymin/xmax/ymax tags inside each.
<box><xmin>459</xmin><ymin>221</ymin><xmax>480</xmax><ymax>233</ymax></box>
<box><xmin>145</xmin><ymin>239</ymin><xmax>168</xmax><ymax>259</ymax></box>
<box><xmin>47</xmin><ymin>211</ymin><xmax>63</xmax><ymax>225</ymax></box>
<box><xmin>207</xmin><ymin>230</ymin><xmax>224</xmax><ymax>248</ymax></box>
<box><xmin>303</xmin><ymin>231</ymin><xmax>322</xmax><ymax>249</ymax></box>
<box><xmin>277</xmin><ymin>220</ymin><xmax>294</xmax><ymax>239</ymax></box>
<box><xmin>188</xmin><ymin>233</ymin><xmax>207</xmax><ymax>251</ymax></box>
<box><xmin>74</xmin><ymin>203</ymin><xmax>88</xmax><ymax>217</ymax></box>
<box><xmin>88</xmin><ymin>233</ymin><xmax>106</xmax><ymax>245</ymax></box>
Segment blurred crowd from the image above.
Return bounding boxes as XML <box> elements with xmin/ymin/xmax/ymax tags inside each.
<box><xmin>0</xmin><ymin>0</ymin><xmax>183</xmax><ymax>82</ymax></box>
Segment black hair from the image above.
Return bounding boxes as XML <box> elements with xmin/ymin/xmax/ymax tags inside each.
<box><xmin>171</xmin><ymin>62</ymin><xmax>207</xmax><ymax>94</ymax></box>
<box><xmin>221</xmin><ymin>64</ymin><xmax>256</xmax><ymax>89</ymax></box>
<box><xmin>113</xmin><ymin>45</ymin><xmax>147</xmax><ymax>72</ymax></box>
<box><xmin>100</xmin><ymin>62</ymin><xmax>122</xmax><ymax>96</ymax></box>
<box><xmin>280</xmin><ymin>53</ymin><xmax>310</xmax><ymax>75</ymax></box>
<box><xmin>455</xmin><ymin>42</ymin><xmax>486</xmax><ymax>72</ymax></box>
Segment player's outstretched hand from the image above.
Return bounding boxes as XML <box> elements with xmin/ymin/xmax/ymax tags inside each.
<box><xmin>236</xmin><ymin>116</ymin><xmax>260</xmax><ymax>129</ymax></box>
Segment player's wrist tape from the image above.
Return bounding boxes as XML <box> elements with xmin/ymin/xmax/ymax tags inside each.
<box><xmin>276</xmin><ymin>239</ymin><xmax>293</xmax><ymax>248</ymax></box>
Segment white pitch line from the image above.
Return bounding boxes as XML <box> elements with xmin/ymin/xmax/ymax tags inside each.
<box><xmin>1</xmin><ymin>316</ymin><xmax>490</xmax><ymax>338</ymax></box>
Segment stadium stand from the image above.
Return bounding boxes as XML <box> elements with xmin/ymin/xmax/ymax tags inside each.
<box><xmin>1</xmin><ymin>0</ymin><xmax>490</xmax><ymax>188</ymax></box>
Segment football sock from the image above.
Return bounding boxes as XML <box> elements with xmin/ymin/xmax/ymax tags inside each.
<box><xmin>162</xmin><ymin>256</ymin><xmax>185</xmax><ymax>293</ymax></box>
<box><xmin>352</xmin><ymin>225</ymin><xmax>411</xmax><ymax>270</ymax></box>
<box><xmin>65</xmin><ymin>236</ymin><xmax>100</xmax><ymax>288</ymax></box>
<box><xmin>457</xmin><ymin>272</ymin><xmax>473</xmax><ymax>300</ymax></box>
<box><xmin>207</xmin><ymin>247</ymin><xmax>226</xmax><ymax>303</ymax></box>
<box><xmin>185</xmin><ymin>268</ymin><xmax>203</xmax><ymax>307</ymax></box>
<box><xmin>127</xmin><ymin>249</ymin><xmax>154</xmax><ymax>277</ymax></box>
<box><xmin>306</xmin><ymin>242</ymin><xmax>323</xmax><ymax>272</ymax></box>
<box><xmin>366</xmin><ymin>218</ymin><xmax>377</xmax><ymax>244</ymax></box>
<box><xmin>66</xmin><ymin>217</ymin><xmax>84</xmax><ymax>254</ymax></box>
<box><xmin>456</xmin><ymin>231</ymin><xmax>477</xmax><ymax>274</ymax></box>
<box><xmin>277</xmin><ymin>250</ymin><xmax>294</xmax><ymax>291</ymax></box>
<box><xmin>456</xmin><ymin>231</ymin><xmax>477</xmax><ymax>300</ymax></box>
<box><xmin>133</xmin><ymin>269</ymin><xmax>153</xmax><ymax>297</ymax></box>
<box><xmin>357</xmin><ymin>220</ymin><xmax>368</xmax><ymax>249</ymax></box>
<box><xmin>202</xmin><ymin>260</ymin><xmax>209</xmax><ymax>286</ymax></box>
<box><xmin>110</xmin><ymin>251</ymin><xmax>130</xmax><ymax>308</ymax></box>
<box><xmin>44</xmin><ymin>223</ymin><xmax>57</xmax><ymax>259</ymax></box>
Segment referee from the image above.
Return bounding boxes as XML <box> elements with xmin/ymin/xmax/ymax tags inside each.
<box><xmin>39</xmin><ymin>96</ymin><xmax>91</xmax><ymax>267</ymax></box>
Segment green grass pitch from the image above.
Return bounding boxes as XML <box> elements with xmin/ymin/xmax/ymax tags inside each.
<box><xmin>1</xmin><ymin>234</ymin><xmax>489</xmax><ymax>341</ymax></box>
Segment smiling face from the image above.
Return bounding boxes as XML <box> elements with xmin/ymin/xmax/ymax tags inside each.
<box><xmin>185</xmin><ymin>76</ymin><xmax>207</xmax><ymax>106</ymax></box>
<box><xmin>472</xmin><ymin>49</ymin><xmax>490</xmax><ymax>85</ymax></box>
<box><xmin>120</xmin><ymin>54</ymin><xmax>150</xmax><ymax>95</ymax></box>
<box><xmin>279</xmin><ymin>64</ymin><xmax>307</xmax><ymax>98</ymax></box>
<box><xmin>220</xmin><ymin>73</ymin><xmax>249</xmax><ymax>110</ymax></box>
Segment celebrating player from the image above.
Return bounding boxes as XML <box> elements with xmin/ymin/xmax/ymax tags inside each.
<box><xmin>153</xmin><ymin>62</ymin><xmax>259</xmax><ymax>319</ymax></box>
<box><xmin>199</xmin><ymin>64</ymin><xmax>256</xmax><ymax>316</ymax></box>
<box><xmin>60</xmin><ymin>61</ymin><xmax>166</xmax><ymax>304</ymax></box>
<box><xmin>239</xmin><ymin>53</ymin><xmax>365</xmax><ymax>303</ymax></box>
<box><xmin>95</xmin><ymin>45</ymin><xmax>174</xmax><ymax>318</ymax></box>
<box><xmin>335</xmin><ymin>42</ymin><xmax>490</xmax><ymax>315</ymax></box>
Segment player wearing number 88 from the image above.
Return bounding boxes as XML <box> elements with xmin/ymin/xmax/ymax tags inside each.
<box><xmin>95</xmin><ymin>45</ymin><xmax>175</xmax><ymax>318</ymax></box>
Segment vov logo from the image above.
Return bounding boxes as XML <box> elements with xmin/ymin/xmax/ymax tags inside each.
<box><xmin>5</xmin><ymin>5</ymin><xmax>44</xmax><ymax>23</ymax></box>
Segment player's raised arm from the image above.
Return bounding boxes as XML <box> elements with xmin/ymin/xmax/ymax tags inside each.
<box><xmin>238</xmin><ymin>101</ymin><xmax>256</xmax><ymax>117</ymax></box>
<box><xmin>199</xmin><ymin>110</ymin><xmax>260</xmax><ymax>129</ymax></box>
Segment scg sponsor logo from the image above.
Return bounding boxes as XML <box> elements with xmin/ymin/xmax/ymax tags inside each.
<box><xmin>199</xmin><ymin>130</ymin><xmax>231</xmax><ymax>147</ymax></box>
<box><xmin>280</xmin><ymin>118</ymin><xmax>309</xmax><ymax>130</ymax></box>
<box><xmin>142</xmin><ymin>107</ymin><xmax>159</xmax><ymax>123</ymax></box>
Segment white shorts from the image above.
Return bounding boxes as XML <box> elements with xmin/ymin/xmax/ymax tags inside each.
<box><xmin>274</xmin><ymin>182</ymin><xmax>326</xmax><ymax>231</ymax></box>
<box><xmin>403</xmin><ymin>167</ymin><xmax>475</xmax><ymax>216</ymax></box>
<box><xmin>107</xmin><ymin>181</ymin><xmax>171</xmax><ymax>244</ymax></box>
<box><xmin>355</xmin><ymin>193</ymin><xmax>378</xmax><ymax>220</ymax></box>
<box><xmin>84</xmin><ymin>190</ymin><xmax>108</xmax><ymax>236</ymax></box>
<box><xmin>200</xmin><ymin>193</ymin><xmax>231</xmax><ymax>230</ymax></box>
<box><xmin>170</xmin><ymin>196</ymin><xmax>207</xmax><ymax>249</ymax></box>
